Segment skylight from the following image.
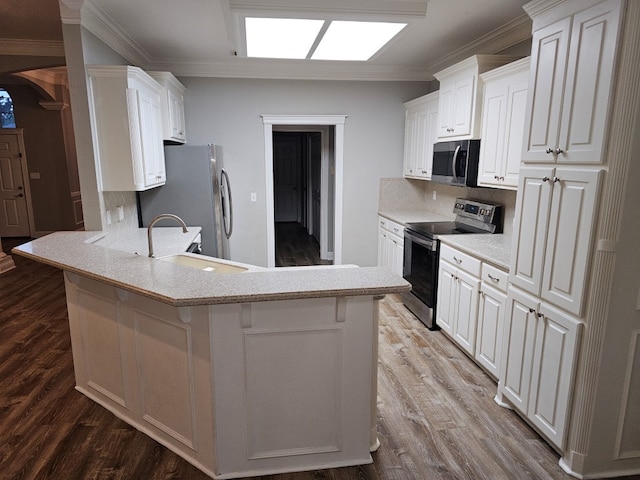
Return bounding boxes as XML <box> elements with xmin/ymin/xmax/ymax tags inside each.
<box><xmin>244</xmin><ymin>18</ymin><xmax>407</xmax><ymax>61</ymax></box>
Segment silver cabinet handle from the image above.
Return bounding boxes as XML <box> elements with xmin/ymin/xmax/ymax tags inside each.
<box><xmin>14</xmin><ymin>193</ymin><xmax>24</xmax><ymax>198</ymax></box>
<box><xmin>537</xmin><ymin>312</ymin><xmax>544</xmax><ymax>318</ymax></box>
<box><xmin>529</xmin><ymin>308</ymin><xmax>535</xmax><ymax>313</ymax></box>
<box><xmin>542</xmin><ymin>176</ymin><xmax>549</xmax><ymax>182</ymax></box>
<box><xmin>553</xmin><ymin>176</ymin><xmax>560</xmax><ymax>183</ymax></box>
<box><xmin>546</xmin><ymin>148</ymin><xmax>554</xmax><ymax>154</ymax></box>
<box><xmin>453</xmin><ymin>256</ymin><xmax>462</xmax><ymax>265</ymax></box>
<box><xmin>555</xmin><ymin>148</ymin><xmax>564</xmax><ymax>154</ymax></box>
<box><xmin>487</xmin><ymin>274</ymin><xmax>499</xmax><ymax>283</ymax></box>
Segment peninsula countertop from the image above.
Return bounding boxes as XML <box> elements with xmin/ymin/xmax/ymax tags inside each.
<box><xmin>12</xmin><ymin>229</ymin><xmax>410</xmax><ymax>307</ymax></box>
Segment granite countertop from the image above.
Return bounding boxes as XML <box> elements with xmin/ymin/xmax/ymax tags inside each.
<box><xmin>12</xmin><ymin>229</ymin><xmax>410</xmax><ymax>307</ymax></box>
<box><xmin>378</xmin><ymin>210</ymin><xmax>452</xmax><ymax>225</ymax></box>
<box><xmin>439</xmin><ymin>234</ymin><xmax>512</xmax><ymax>271</ymax></box>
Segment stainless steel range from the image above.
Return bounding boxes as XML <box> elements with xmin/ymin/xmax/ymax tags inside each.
<box><xmin>402</xmin><ymin>198</ymin><xmax>503</xmax><ymax>330</ymax></box>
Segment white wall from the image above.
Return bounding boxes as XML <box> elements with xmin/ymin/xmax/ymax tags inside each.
<box><xmin>181</xmin><ymin>77</ymin><xmax>429</xmax><ymax>267</ymax></box>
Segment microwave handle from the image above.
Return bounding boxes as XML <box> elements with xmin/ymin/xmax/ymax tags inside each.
<box><xmin>451</xmin><ymin>145</ymin><xmax>461</xmax><ymax>181</ymax></box>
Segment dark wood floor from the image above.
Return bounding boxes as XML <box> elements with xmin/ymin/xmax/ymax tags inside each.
<box><xmin>275</xmin><ymin>222</ymin><xmax>333</xmax><ymax>267</ymax></box>
<box><xmin>1</xmin><ymin>239</ymin><xmax>634</xmax><ymax>480</ymax></box>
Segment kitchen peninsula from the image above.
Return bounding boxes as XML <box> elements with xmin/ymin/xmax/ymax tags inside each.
<box><xmin>13</xmin><ymin>229</ymin><xmax>409</xmax><ymax>479</ymax></box>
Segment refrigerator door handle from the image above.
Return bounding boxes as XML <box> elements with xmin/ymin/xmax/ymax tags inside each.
<box><xmin>221</xmin><ymin>168</ymin><xmax>233</xmax><ymax>239</ymax></box>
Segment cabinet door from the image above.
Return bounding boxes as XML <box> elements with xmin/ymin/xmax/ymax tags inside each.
<box><xmin>476</xmin><ymin>283</ymin><xmax>506</xmax><ymax>378</ymax></box>
<box><xmin>510</xmin><ymin>166</ymin><xmax>554</xmax><ymax>295</ymax></box>
<box><xmin>523</xmin><ymin>17</ymin><xmax>571</xmax><ymax>163</ymax></box>
<box><xmin>557</xmin><ymin>0</ymin><xmax>622</xmax><ymax>163</ymax></box>
<box><xmin>403</xmin><ymin>110</ymin><xmax>418</xmax><ymax>177</ymax></box>
<box><xmin>502</xmin><ymin>77</ymin><xmax>528</xmax><ymax>188</ymax></box>
<box><xmin>541</xmin><ymin>168</ymin><xmax>602</xmax><ymax>315</ymax></box>
<box><xmin>168</xmin><ymin>88</ymin><xmax>186</xmax><ymax>142</ymax></box>
<box><xmin>499</xmin><ymin>287</ymin><xmax>539</xmax><ymax>413</ymax></box>
<box><xmin>378</xmin><ymin>227</ymin><xmax>388</xmax><ymax>268</ymax></box>
<box><xmin>478</xmin><ymin>80</ymin><xmax>508</xmax><ymax>187</ymax></box>
<box><xmin>528</xmin><ymin>302</ymin><xmax>581</xmax><ymax>449</ymax></box>
<box><xmin>413</xmin><ymin>109</ymin><xmax>430</xmax><ymax>177</ymax></box>
<box><xmin>452</xmin><ymin>268</ymin><xmax>480</xmax><ymax>356</ymax></box>
<box><xmin>137</xmin><ymin>89</ymin><xmax>165</xmax><ymax>187</ymax></box>
<box><xmin>451</xmin><ymin>76</ymin><xmax>475</xmax><ymax>138</ymax></box>
<box><xmin>388</xmin><ymin>232</ymin><xmax>404</xmax><ymax>277</ymax></box>
<box><xmin>437</xmin><ymin>83</ymin><xmax>455</xmax><ymax>138</ymax></box>
<box><xmin>422</xmin><ymin>104</ymin><xmax>439</xmax><ymax>179</ymax></box>
<box><xmin>436</xmin><ymin>260</ymin><xmax>457</xmax><ymax>335</ymax></box>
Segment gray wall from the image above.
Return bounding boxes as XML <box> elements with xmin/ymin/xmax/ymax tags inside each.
<box><xmin>181</xmin><ymin>77</ymin><xmax>429</xmax><ymax>267</ymax></box>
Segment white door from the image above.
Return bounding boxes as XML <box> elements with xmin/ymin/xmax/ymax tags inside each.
<box><xmin>476</xmin><ymin>284</ymin><xmax>506</xmax><ymax>378</ymax></box>
<box><xmin>273</xmin><ymin>134</ymin><xmax>301</xmax><ymax>223</ymax></box>
<box><xmin>502</xmin><ymin>78</ymin><xmax>529</xmax><ymax>187</ymax></box>
<box><xmin>137</xmin><ymin>88</ymin><xmax>165</xmax><ymax>187</ymax></box>
<box><xmin>437</xmin><ymin>83</ymin><xmax>455</xmax><ymax>138</ymax></box>
<box><xmin>478</xmin><ymin>80</ymin><xmax>507</xmax><ymax>187</ymax></box>
<box><xmin>436</xmin><ymin>260</ymin><xmax>457</xmax><ymax>335</ymax></box>
<box><xmin>523</xmin><ymin>17</ymin><xmax>571</xmax><ymax>163</ymax></box>
<box><xmin>509</xmin><ymin>166</ymin><xmax>554</xmax><ymax>295</ymax></box>
<box><xmin>451</xmin><ymin>76</ymin><xmax>475</xmax><ymax>137</ymax></box>
<box><xmin>528</xmin><ymin>302</ymin><xmax>581</xmax><ymax>449</ymax></box>
<box><xmin>499</xmin><ymin>286</ymin><xmax>539</xmax><ymax>414</ymax></box>
<box><xmin>0</xmin><ymin>132</ymin><xmax>31</xmax><ymax>237</ymax></box>
<box><xmin>452</xmin><ymin>268</ymin><xmax>480</xmax><ymax>356</ymax></box>
<box><xmin>403</xmin><ymin>109</ymin><xmax>417</xmax><ymax>176</ymax></box>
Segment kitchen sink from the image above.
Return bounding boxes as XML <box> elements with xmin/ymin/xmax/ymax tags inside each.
<box><xmin>157</xmin><ymin>254</ymin><xmax>248</xmax><ymax>274</ymax></box>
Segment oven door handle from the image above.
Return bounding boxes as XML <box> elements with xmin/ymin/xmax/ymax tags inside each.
<box><xmin>405</xmin><ymin>231</ymin><xmax>436</xmax><ymax>251</ymax></box>
<box><xmin>451</xmin><ymin>145</ymin><xmax>461</xmax><ymax>182</ymax></box>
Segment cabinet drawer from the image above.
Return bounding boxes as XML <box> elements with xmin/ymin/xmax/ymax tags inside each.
<box><xmin>440</xmin><ymin>244</ymin><xmax>481</xmax><ymax>277</ymax></box>
<box><xmin>379</xmin><ymin>216</ymin><xmax>404</xmax><ymax>236</ymax></box>
<box><xmin>481</xmin><ymin>263</ymin><xmax>508</xmax><ymax>293</ymax></box>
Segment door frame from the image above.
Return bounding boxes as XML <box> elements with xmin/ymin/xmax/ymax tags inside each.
<box><xmin>0</xmin><ymin>128</ymin><xmax>35</xmax><ymax>237</ymax></box>
<box><xmin>262</xmin><ymin>115</ymin><xmax>346</xmax><ymax>268</ymax></box>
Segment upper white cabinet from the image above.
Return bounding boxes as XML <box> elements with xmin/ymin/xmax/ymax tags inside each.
<box><xmin>510</xmin><ymin>166</ymin><xmax>602</xmax><ymax>316</ymax></box>
<box><xmin>87</xmin><ymin>65</ymin><xmax>166</xmax><ymax>191</ymax></box>
<box><xmin>478</xmin><ymin>58</ymin><xmax>530</xmax><ymax>190</ymax></box>
<box><xmin>403</xmin><ymin>91</ymin><xmax>438</xmax><ymax>180</ymax></box>
<box><xmin>522</xmin><ymin>0</ymin><xmax>622</xmax><ymax>164</ymax></box>
<box><xmin>434</xmin><ymin>55</ymin><xmax>520</xmax><ymax>140</ymax></box>
<box><xmin>148</xmin><ymin>71</ymin><xmax>187</xmax><ymax>144</ymax></box>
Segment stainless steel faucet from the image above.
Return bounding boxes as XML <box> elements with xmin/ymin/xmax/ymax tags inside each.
<box><xmin>147</xmin><ymin>213</ymin><xmax>188</xmax><ymax>258</ymax></box>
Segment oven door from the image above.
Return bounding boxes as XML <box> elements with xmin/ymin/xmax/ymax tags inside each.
<box><xmin>402</xmin><ymin>229</ymin><xmax>440</xmax><ymax>329</ymax></box>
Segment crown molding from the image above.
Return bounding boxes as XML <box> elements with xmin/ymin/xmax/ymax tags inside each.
<box><xmin>80</xmin><ymin>0</ymin><xmax>151</xmax><ymax>67</ymax></box>
<box><xmin>146</xmin><ymin>57</ymin><xmax>431</xmax><ymax>81</ymax></box>
<box><xmin>0</xmin><ymin>38</ymin><xmax>65</xmax><ymax>57</ymax></box>
<box><xmin>426</xmin><ymin>13</ymin><xmax>532</xmax><ymax>77</ymax></box>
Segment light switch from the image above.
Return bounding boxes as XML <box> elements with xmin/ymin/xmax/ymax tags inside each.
<box><xmin>432</xmin><ymin>191</ymin><xmax>437</xmax><ymax>200</ymax></box>
<box><xmin>106</xmin><ymin>210</ymin><xmax>112</xmax><ymax>225</ymax></box>
<box><xmin>251</xmin><ymin>192</ymin><xmax>257</xmax><ymax>202</ymax></box>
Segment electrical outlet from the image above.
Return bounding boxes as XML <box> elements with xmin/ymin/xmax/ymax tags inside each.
<box><xmin>106</xmin><ymin>210</ymin><xmax>112</xmax><ymax>225</ymax></box>
<box><xmin>117</xmin><ymin>206</ymin><xmax>124</xmax><ymax>222</ymax></box>
<box><xmin>432</xmin><ymin>191</ymin><xmax>437</xmax><ymax>200</ymax></box>
<box><xmin>251</xmin><ymin>192</ymin><xmax>257</xmax><ymax>202</ymax></box>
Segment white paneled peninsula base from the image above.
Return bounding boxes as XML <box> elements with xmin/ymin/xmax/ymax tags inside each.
<box><xmin>13</xmin><ymin>231</ymin><xmax>409</xmax><ymax>479</ymax></box>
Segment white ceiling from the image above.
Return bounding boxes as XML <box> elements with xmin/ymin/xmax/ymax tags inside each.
<box><xmin>80</xmin><ymin>0</ymin><xmax>532</xmax><ymax>81</ymax></box>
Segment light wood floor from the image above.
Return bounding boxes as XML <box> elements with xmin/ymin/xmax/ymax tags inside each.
<box><xmin>1</xmin><ymin>240</ymin><xmax>634</xmax><ymax>480</ymax></box>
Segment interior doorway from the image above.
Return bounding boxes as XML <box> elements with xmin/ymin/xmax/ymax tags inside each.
<box><xmin>273</xmin><ymin>131</ymin><xmax>333</xmax><ymax>267</ymax></box>
<box><xmin>262</xmin><ymin>115</ymin><xmax>346</xmax><ymax>268</ymax></box>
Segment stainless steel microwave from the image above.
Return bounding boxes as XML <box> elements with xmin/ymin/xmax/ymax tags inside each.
<box><xmin>431</xmin><ymin>139</ymin><xmax>481</xmax><ymax>187</ymax></box>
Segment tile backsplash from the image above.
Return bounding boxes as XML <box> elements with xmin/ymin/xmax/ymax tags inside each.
<box><xmin>379</xmin><ymin>177</ymin><xmax>517</xmax><ymax>236</ymax></box>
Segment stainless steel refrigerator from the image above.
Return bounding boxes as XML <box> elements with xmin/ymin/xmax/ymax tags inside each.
<box><xmin>138</xmin><ymin>144</ymin><xmax>233</xmax><ymax>259</ymax></box>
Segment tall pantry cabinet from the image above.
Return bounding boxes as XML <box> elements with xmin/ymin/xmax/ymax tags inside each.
<box><xmin>499</xmin><ymin>0</ymin><xmax>624</xmax><ymax>456</ymax></box>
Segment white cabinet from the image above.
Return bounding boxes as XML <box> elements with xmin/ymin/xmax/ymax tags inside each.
<box><xmin>377</xmin><ymin>216</ymin><xmax>404</xmax><ymax>277</ymax></box>
<box><xmin>403</xmin><ymin>92</ymin><xmax>438</xmax><ymax>179</ymax></box>
<box><xmin>478</xmin><ymin>57</ymin><xmax>530</xmax><ymax>190</ymax></box>
<box><xmin>476</xmin><ymin>263</ymin><xmax>508</xmax><ymax>378</ymax></box>
<box><xmin>434</xmin><ymin>55</ymin><xmax>520</xmax><ymax>140</ymax></box>
<box><xmin>510</xmin><ymin>166</ymin><xmax>602</xmax><ymax>316</ymax></box>
<box><xmin>148</xmin><ymin>71</ymin><xmax>187</xmax><ymax>144</ymax></box>
<box><xmin>436</xmin><ymin>244</ymin><xmax>481</xmax><ymax>356</ymax></box>
<box><xmin>522</xmin><ymin>0</ymin><xmax>622</xmax><ymax>164</ymax></box>
<box><xmin>87</xmin><ymin>65</ymin><xmax>166</xmax><ymax>191</ymax></box>
<box><xmin>499</xmin><ymin>286</ymin><xmax>581</xmax><ymax>449</ymax></box>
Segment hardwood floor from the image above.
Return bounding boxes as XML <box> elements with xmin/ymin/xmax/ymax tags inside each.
<box><xmin>1</xmin><ymin>241</ymin><xmax>635</xmax><ymax>480</ymax></box>
<box><xmin>275</xmin><ymin>222</ymin><xmax>332</xmax><ymax>267</ymax></box>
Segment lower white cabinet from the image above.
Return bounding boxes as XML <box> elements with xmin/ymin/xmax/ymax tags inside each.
<box><xmin>498</xmin><ymin>285</ymin><xmax>581</xmax><ymax>449</ymax></box>
<box><xmin>377</xmin><ymin>216</ymin><xmax>404</xmax><ymax>276</ymax></box>
<box><xmin>437</xmin><ymin>244</ymin><xmax>508</xmax><ymax>379</ymax></box>
<box><xmin>436</xmin><ymin>244</ymin><xmax>481</xmax><ymax>356</ymax></box>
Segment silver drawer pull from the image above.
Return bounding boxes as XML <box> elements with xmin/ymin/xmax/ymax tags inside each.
<box><xmin>453</xmin><ymin>256</ymin><xmax>462</xmax><ymax>264</ymax></box>
<box><xmin>487</xmin><ymin>274</ymin><xmax>500</xmax><ymax>283</ymax></box>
